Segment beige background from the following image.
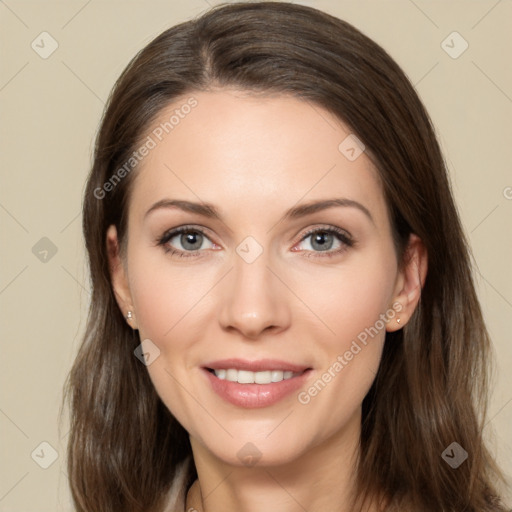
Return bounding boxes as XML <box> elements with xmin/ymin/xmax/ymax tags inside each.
<box><xmin>1</xmin><ymin>1</ymin><xmax>511</xmax><ymax>510</ymax></box>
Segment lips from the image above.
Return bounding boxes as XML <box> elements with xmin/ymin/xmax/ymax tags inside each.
<box><xmin>201</xmin><ymin>358</ymin><xmax>313</xmax><ymax>408</ymax></box>
<box><xmin>202</xmin><ymin>368</ymin><xmax>312</xmax><ymax>408</ymax></box>
<box><xmin>202</xmin><ymin>358</ymin><xmax>310</xmax><ymax>373</ymax></box>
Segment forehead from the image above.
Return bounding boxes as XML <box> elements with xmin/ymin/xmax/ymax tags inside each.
<box><xmin>129</xmin><ymin>89</ymin><xmax>388</xmax><ymax>227</ymax></box>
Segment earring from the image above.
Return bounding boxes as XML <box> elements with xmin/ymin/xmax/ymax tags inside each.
<box><xmin>396</xmin><ymin>317</ymin><xmax>401</xmax><ymax>324</ymax></box>
<box><xmin>126</xmin><ymin>311</ymin><xmax>133</xmax><ymax>321</ymax></box>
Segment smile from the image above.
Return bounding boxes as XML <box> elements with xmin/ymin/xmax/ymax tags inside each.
<box><xmin>202</xmin><ymin>361</ymin><xmax>313</xmax><ymax>408</ymax></box>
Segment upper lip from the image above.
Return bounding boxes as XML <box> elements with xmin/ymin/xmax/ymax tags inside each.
<box><xmin>203</xmin><ymin>358</ymin><xmax>311</xmax><ymax>373</ymax></box>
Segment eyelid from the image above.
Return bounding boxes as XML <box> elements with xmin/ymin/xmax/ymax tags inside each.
<box><xmin>292</xmin><ymin>224</ymin><xmax>354</xmax><ymax>256</ymax></box>
<box><xmin>295</xmin><ymin>224</ymin><xmax>353</xmax><ymax>244</ymax></box>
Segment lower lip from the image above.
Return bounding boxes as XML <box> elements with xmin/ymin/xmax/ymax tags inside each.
<box><xmin>202</xmin><ymin>368</ymin><xmax>312</xmax><ymax>408</ymax></box>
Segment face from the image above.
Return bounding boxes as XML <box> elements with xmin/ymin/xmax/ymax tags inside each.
<box><xmin>108</xmin><ymin>89</ymin><xmax>413</xmax><ymax>468</ymax></box>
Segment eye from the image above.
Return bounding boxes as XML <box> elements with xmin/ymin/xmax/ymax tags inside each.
<box><xmin>157</xmin><ymin>225</ymin><xmax>354</xmax><ymax>259</ymax></box>
<box><xmin>157</xmin><ymin>226</ymin><xmax>216</xmax><ymax>258</ymax></box>
<box><xmin>293</xmin><ymin>226</ymin><xmax>354</xmax><ymax>258</ymax></box>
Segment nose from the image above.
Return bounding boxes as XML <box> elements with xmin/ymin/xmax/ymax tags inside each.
<box><xmin>217</xmin><ymin>250</ymin><xmax>291</xmax><ymax>340</ymax></box>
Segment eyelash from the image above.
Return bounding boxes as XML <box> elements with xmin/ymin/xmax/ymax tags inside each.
<box><xmin>156</xmin><ymin>225</ymin><xmax>355</xmax><ymax>259</ymax></box>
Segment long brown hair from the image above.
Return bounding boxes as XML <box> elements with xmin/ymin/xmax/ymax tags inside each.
<box><xmin>62</xmin><ymin>2</ymin><xmax>510</xmax><ymax>510</ymax></box>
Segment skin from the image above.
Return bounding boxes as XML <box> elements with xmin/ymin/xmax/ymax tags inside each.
<box><xmin>107</xmin><ymin>89</ymin><xmax>427</xmax><ymax>512</ymax></box>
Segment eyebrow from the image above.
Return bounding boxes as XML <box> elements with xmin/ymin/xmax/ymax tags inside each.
<box><xmin>144</xmin><ymin>197</ymin><xmax>374</xmax><ymax>225</ymax></box>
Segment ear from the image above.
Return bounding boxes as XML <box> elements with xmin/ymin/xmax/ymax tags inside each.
<box><xmin>386</xmin><ymin>233</ymin><xmax>428</xmax><ymax>332</ymax></box>
<box><xmin>106</xmin><ymin>224</ymin><xmax>138</xmax><ymax>330</ymax></box>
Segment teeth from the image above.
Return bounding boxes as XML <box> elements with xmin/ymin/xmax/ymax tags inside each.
<box><xmin>213</xmin><ymin>368</ymin><xmax>301</xmax><ymax>384</ymax></box>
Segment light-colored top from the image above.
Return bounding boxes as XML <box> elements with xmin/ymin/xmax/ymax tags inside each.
<box><xmin>162</xmin><ymin>455</ymin><xmax>193</xmax><ymax>512</ymax></box>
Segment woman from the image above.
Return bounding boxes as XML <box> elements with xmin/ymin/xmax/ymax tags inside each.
<box><xmin>62</xmin><ymin>2</ymin><xmax>510</xmax><ymax>511</ymax></box>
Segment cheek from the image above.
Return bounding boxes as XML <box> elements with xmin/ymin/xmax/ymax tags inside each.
<box><xmin>292</xmin><ymin>248</ymin><xmax>396</xmax><ymax>410</ymax></box>
<box><xmin>126</xmin><ymin>253</ymin><xmax>218</xmax><ymax>432</ymax></box>
<box><xmin>295</xmin><ymin>248</ymin><xmax>398</xmax><ymax>348</ymax></box>
<box><xmin>128</xmin><ymin>252</ymin><xmax>215</xmax><ymax>346</ymax></box>
<box><xmin>281</xmin><ymin>261</ymin><xmax>395</xmax><ymax>456</ymax></box>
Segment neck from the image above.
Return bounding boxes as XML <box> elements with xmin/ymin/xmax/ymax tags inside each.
<box><xmin>186</xmin><ymin>409</ymin><xmax>381</xmax><ymax>512</ymax></box>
